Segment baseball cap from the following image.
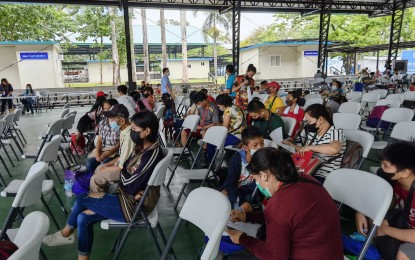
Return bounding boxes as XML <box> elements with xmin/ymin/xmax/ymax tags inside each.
<box><xmin>267</xmin><ymin>81</ymin><xmax>281</xmax><ymax>90</ymax></box>
<box><xmin>103</xmin><ymin>104</ymin><xmax>129</xmax><ymax>118</ymax></box>
<box><xmin>96</xmin><ymin>91</ymin><xmax>108</xmax><ymax>97</ymax></box>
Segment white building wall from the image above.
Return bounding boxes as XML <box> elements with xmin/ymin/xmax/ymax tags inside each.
<box><xmin>16</xmin><ymin>45</ymin><xmax>63</xmax><ymax>89</ymax></box>
<box><xmin>239</xmin><ymin>48</ymin><xmax>259</xmax><ymax>77</ymax></box>
<box><xmin>297</xmin><ymin>45</ymin><xmax>319</xmax><ymax>77</ymax></box>
<box><xmin>167</xmin><ymin>60</ymin><xmax>210</xmax><ymax>80</ymax></box>
<box><xmin>257</xmin><ymin>46</ymin><xmax>297</xmax><ymax>79</ymax></box>
<box><xmin>87</xmin><ymin>62</ymin><xmax>128</xmax><ymax>83</ymax></box>
<box><xmin>0</xmin><ymin>46</ymin><xmax>21</xmax><ymax>89</ymax></box>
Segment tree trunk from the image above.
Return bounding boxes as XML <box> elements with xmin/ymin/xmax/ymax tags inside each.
<box><xmin>100</xmin><ymin>36</ymin><xmax>103</xmax><ymax>84</ymax></box>
<box><xmin>129</xmin><ymin>8</ymin><xmax>136</xmax><ymax>83</ymax></box>
<box><xmin>110</xmin><ymin>7</ymin><xmax>120</xmax><ymax>86</ymax></box>
<box><xmin>160</xmin><ymin>9</ymin><xmax>168</xmax><ymax>69</ymax></box>
<box><xmin>213</xmin><ymin>16</ymin><xmax>218</xmax><ymax>84</ymax></box>
<box><xmin>180</xmin><ymin>10</ymin><xmax>188</xmax><ymax>83</ymax></box>
<box><xmin>142</xmin><ymin>8</ymin><xmax>150</xmax><ymax>83</ymax></box>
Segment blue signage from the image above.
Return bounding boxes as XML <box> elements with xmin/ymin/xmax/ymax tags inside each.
<box><xmin>304</xmin><ymin>51</ymin><xmax>318</xmax><ymax>56</ymax></box>
<box><xmin>20</xmin><ymin>52</ymin><xmax>48</xmax><ymax>60</ymax></box>
<box><xmin>401</xmin><ymin>50</ymin><xmax>415</xmax><ymax>73</ymax></box>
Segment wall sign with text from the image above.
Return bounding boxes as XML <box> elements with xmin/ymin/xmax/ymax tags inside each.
<box><xmin>20</xmin><ymin>52</ymin><xmax>49</xmax><ymax>60</ymax></box>
<box><xmin>304</xmin><ymin>51</ymin><xmax>318</xmax><ymax>56</ymax></box>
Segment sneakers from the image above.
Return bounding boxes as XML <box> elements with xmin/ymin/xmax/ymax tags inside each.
<box><xmin>43</xmin><ymin>231</ymin><xmax>76</xmax><ymax>246</ymax></box>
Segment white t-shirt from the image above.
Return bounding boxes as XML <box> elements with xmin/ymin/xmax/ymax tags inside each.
<box><xmin>116</xmin><ymin>95</ymin><xmax>137</xmax><ymax>118</ymax></box>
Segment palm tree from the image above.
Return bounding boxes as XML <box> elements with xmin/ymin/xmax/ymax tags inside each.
<box><xmin>109</xmin><ymin>7</ymin><xmax>120</xmax><ymax>86</ymax></box>
<box><xmin>195</xmin><ymin>11</ymin><xmax>230</xmax><ymax>83</ymax></box>
<box><xmin>141</xmin><ymin>8</ymin><xmax>150</xmax><ymax>83</ymax></box>
<box><xmin>160</xmin><ymin>9</ymin><xmax>167</xmax><ymax>69</ymax></box>
<box><xmin>129</xmin><ymin>8</ymin><xmax>136</xmax><ymax>85</ymax></box>
<box><xmin>180</xmin><ymin>10</ymin><xmax>188</xmax><ymax>83</ymax></box>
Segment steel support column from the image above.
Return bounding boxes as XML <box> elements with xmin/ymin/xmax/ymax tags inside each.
<box><xmin>317</xmin><ymin>0</ymin><xmax>332</xmax><ymax>75</ymax></box>
<box><xmin>385</xmin><ymin>0</ymin><xmax>406</xmax><ymax>70</ymax></box>
<box><xmin>122</xmin><ymin>0</ymin><xmax>135</xmax><ymax>91</ymax></box>
<box><xmin>232</xmin><ymin>0</ymin><xmax>241</xmax><ymax>74</ymax></box>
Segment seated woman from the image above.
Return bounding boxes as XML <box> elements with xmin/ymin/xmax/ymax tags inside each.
<box><xmin>227</xmin><ymin>147</ymin><xmax>343</xmax><ymax>259</ymax></box>
<box><xmin>282</xmin><ymin>104</ymin><xmax>346</xmax><ymax>183</ymax></box>
<box><xmin>215</xmin><ymin>93</ymin><xmax>246</xmax><ymax>147</ymax></box>
<box><xmin>282</xmin><ymin>91</ymin><xmax>305</xmax><ymax>139</ymax></box>
<box><xmin>21</xmin><ymin>84</ymin><xmax>35</xmax><ymax>114</ymax></box>
<box><xmin>143</xmin><ymin>86</ymin><xmax>155</xmax><ymax>110</ymax></box>
<box><xmin>42</xmin><ymin>110</ymin><xmax>163</xmax><ymax>260</ymax></box>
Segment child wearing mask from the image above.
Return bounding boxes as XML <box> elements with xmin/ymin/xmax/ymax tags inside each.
<box><xmin>220</xmin><ymin>126</ymin><xmax>264</xmax><ymax>212</ymax></box>
<box><xmin>90</xmin><ymin>104</ymin><xmax>135</xmax><ymax>193</ymax></box>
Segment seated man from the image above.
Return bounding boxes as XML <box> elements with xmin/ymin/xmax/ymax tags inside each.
<box><xmin>221</xmin><ymin>126</ymin><xmax>264</xmax><ymax>212</ymax></box>
<box><xmin>247</xmin><ymin>99</ymin><xmax>285</xmax><ymax>139</ymax></box>
<box><xmin>180</xmin><ymin>91</ymin><xmax>220</xmax><ymax>146</ymax></box>
<box><xmin>90</xmin><ymin>104</ymin><xmax>135</xmax><ymax>193</ymax></box>
<box><xmin>356</xmin><ymin>142</ymin><xmax>415</xmax><ymax>260</ymax></box>
<box><xmin>263</xmin><ymin>81</ymin><xmax>285</xmax><ymax>115</ymax></box>
<box><xmin>86</xmin><ymin>99</ymin><xmax>120</xmax><ymax>174</ymax></box>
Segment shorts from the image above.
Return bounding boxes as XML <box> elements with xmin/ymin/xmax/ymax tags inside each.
<box><xmin>400</xmin><ymin>243</ymin><xmax>415</xmax><ymax>260</ymax></box>
<box><xmin>184</xmin><ymin>128</ymin><xmax>202</xmax><ymax>138</ymax></box>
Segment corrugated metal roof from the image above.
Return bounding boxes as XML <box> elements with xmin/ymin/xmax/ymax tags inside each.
<box><xmin>240</xmin><ymin>41</ymin><xmax>324</xmax><ymax>52</ymax></box>
<box><xmin>0</xmin><ymin>41</ymin><xmax>58</xmax><ymax>45</ymax></box>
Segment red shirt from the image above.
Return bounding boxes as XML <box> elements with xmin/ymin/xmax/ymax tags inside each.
<box><xmin>207</xmin><ymin>95</ymin><xmax>215</xmax><ymax>103</ymax></box>
<box><xmin>283</xmin><ymin>107</ymin><xmax>305</xmax><ymax>138</ymax></box>
<box><xmin>240</xmin><ymin>174</ymin><xmax>343</xmax><ymax>260</ymax></box>
<box><xmin>394</xmin><ymin>184</ymin><xmax>415</xmax><ymax>228</ymax></box>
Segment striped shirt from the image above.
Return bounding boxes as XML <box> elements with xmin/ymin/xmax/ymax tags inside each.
<box><xmin>304</xmin><ymin>126</ymin><xmax>346</xmax><ymax>179</ymax></box>
<box><xmin>116</xmin><ymin>143</ymin><xmax>163</xmax><ymax>222</ymax></box>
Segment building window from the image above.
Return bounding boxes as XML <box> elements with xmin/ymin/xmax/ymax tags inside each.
<box><xmin>201</xmin><ymin>62</ymin><xmax>205</xmax><ymax>66</ymax></box>
<box><xmin>187</xmin><ymin>64</ymin><xmax>192</xmax><ymax>68</ymax></box>
<box><xmin>270</xmin><ymin>55</ymin><xmax>281</xmax><ymax>67</ymax></box>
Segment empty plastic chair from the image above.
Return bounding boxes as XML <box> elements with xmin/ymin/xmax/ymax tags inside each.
<box><xmin>338</xmin><ymin>102</ymin><xmax>361</xmax><ymax>114</ymax></box>
<box><xmin>375</xmin><ymin>99</ymin><xmax>400</xmax><ymax>108</ymax></box>
<box><xmin>11</xmin><ymin>108</ymin><xmax>27</xmax><ymax>146</ymax></box>
<box><xmin>333</xmin><ymin>113</ymin><xmax>361</xmax><ymax>130</ymax></box>
<box><xmin>161</xmin><ymin>187</ymin><xmax>231</xmax><ymax>260</ymax></box>
<box><xmin>303</xmin><ymin>98</ymin><xmax>323</xmax><ymax>110</ymax></box>
<box><xmin>60</xmin><ymin>108</ymin><xmax>70</xmax><ymax>119</ymax></box>
<box><xmin>324</xmin><ymin>169</ymin><xmax>393</xmax><ymax>260</ymax></box>
<box><xmin>370</xmin><ymin>89</ymin><xmax>388</xmax><ymax>99</ymax></box>
<box><xmin>361</xmin><ymin>93</ymin><xmax>380</xmax><ymax>114</ymax></box>
<box><xmin>281</xmin><ymin>117</ymin><xmax>296</xmax><ymax>137</ymax></box>
<box><xmin>2</xmin><ymin>113</ymin><xmax>23</xmax><ymax>155</ymax></box>
<box><xmin>371</xmin><ymin>121</ymin><xmax>415</xmax><ymax>151</ymax></box>
<box><xmin>361</xmin><ymin>108</ymin><xmax>414</xmax><ymax>137</ymax></box>
<box><xmin>8</xmin><ymin>211</ymin><xmax>50</xmax><ymax>260</ymax></box>
<box><xmin>385</xmin><ymin>93</ymin><xmax>404</xmax><ymax>104</ymax></box>
<box><xmin>404</xmin><ymin>91</ymin><xmax>415</xmax><ymax>101</ymax></box>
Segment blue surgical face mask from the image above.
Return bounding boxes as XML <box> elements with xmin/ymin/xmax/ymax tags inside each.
<box><xmin>256</xmin><ymin>181</ymin><xmax>272</xmax><ymax>198</ymax></box>
<box><xmin>109</xmin><ymin>121</ymin><xmax>120</xmax><ymax>132</ymax></box>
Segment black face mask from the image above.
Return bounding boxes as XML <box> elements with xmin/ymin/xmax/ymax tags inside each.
<box><xmin>377</xmin><ymin>168</ymin><xmax>397</xmax><ymax>185</ymax></box>
<box><xmin>142</xmin><ymin>93</ymin><xmax>149</xmax><ymax>98</ymax></box>
<box><xmin>130</xmin><ymin>130</ymin><xmax>144</xmax><ymax>146</ymax></box>
<box><xmin>305</xmin><ymin>122</ymin><xmax>318</xmax><ymax>133</ymax></box>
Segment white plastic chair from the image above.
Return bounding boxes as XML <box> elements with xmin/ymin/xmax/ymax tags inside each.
<box><xmin>2</xmin><ymin>113</ymin><xmax>23</xmax><ymax>155</ymax></box>
<box><xmin>63</xmin><ymin>103</ymin><xmax>71</xmax><ymax>109</ymax></box>
<box><xmin>338</xmin><ymin>102</ymin><xmax>361</xmax><ymax>114</ymax></box>
<box><xmin>101</xmin><ymin>148</ymin><xmax>174</xmax><ymax>259</ymax></box>
<box><xmin>258</xmin><ymin>94</ymin><xmax>269</xmax><ymax>103</ymax></box>
<box><xmin>174</xmin><ymin>96</ymin><xmax>185</xmax><ymax>116</ymax></box>
<box><xmin>281</xmin><ymin>117</ymin><xmax>296</xmax><ymax>137</ymax></box>
<box><xmin>155</xmin><ymin>104</ymin><xmax>165</xmax><ymax>120</ymax></box>
<box><xmin>263</xmin><ymin>139</ymin><xmax>278</xmax><ymax>148</ymax></box>
<box><xmin>324</xmin><ymin>169</ymin><xmax>393</xmax><ymax>260</ymax></box>
<box><xmin>370</xmin><ymin>89</ymin><xmax>388</xmax><ymax>99</ymax></box>
<box><xmin>8</xmin><ymin>211</ymin><xmax>50</xmax><ymax>260</ymax></box>
<box><xmin>174</xmin><ymin>126</ymin><xmax>228</xmax><ymax>209</ymax></box>
<box><xmin>361</xmin><ymin>93</ymin><xmax>380</xmax><ymax>114</ymax></box>
<box><xmin>404</xmin><ymin>91</ymin><xmax>415</xmax><ymax>101</ymax></box>
<box><xmin>371</xmin><ymin>121</ymin><xmax>415</xmax><ymax>151</ymax></box>
<box><xmin>304</xmin><ymin>94</ymin><xmax>322</xmax><ymax>100</ymax></box>
<box><xmin>361</xmin><ymin>108</ymin><xmax>414</xmax><ymax>136</ymax></box>
<box><xmin>161</xmin><ymin>187</ymin><xmax>231</xmax><ymax>260</ymax></box>
<box><xmin>166</xmin><ymin>115</ymin><xmax>200</xmax><ymax>188</ymax></box>
<box><xmin>60</xmin><ymin>108</ymin><xmax>70</xmax><ymax>119</ymax></box>
<box><xmin>303</xmin><ymin>97</ymin><xmax>323</xmax><ymax>110</ymax></box>
<box><xmin>342</xmin><ymin>130</ymin><xmax>374</xmax><ymax>169</ymax></box>
<box><xmin>0</xmin><ymin>120</ymin><xmax>16</xmax><ymax>176</ymax></box>
<box><xmin>375</xmin><ymin>99</ymin><xmax>400</xmax><ymax>108</ymax></box>
<box><xmin>0</xmin><ymin>162</ymin><xmax>49</xmax><ymax>241</ymax></box>
<box><xmin>385</xmin><ymin>93</ymin><xmax>404</xmax><ymax>104</ymax></box>
<box><xmin>333</xmin><ymin>113</ymin><xmax>361</xmax><ymax>130</ymax></box>
<box><xmin>11</xmin><ymin>108</ymin><xmax>27</xmax><ymax>146</ymax></box>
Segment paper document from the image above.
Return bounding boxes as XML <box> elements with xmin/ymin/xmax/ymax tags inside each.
<box><xmin>226</xmin><ymin>220</ymin><xmax>261</xmax><ymax>238</ymax></box>
<box><xmin>278</xmin><ymin>142</ymin><xmax>296</xmax><ymax>154</ymax></box>
<box><xmin>269</xmin><ymin>127</ymin><xmax>283</xmax><ymax>144</ymax></box>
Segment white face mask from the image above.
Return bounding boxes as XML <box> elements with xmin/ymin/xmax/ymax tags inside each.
<box><xmin>166</xmin><ymin>72</ymin><xmax>170</xmax><ymax>77</ymax></box>
<box><xmin>250</xmin><ymin>149</ymin><xmax>258</xmax><ymax>155</ymax></box>
<box><xmin>219</xmin><ymin>106</ymin><xmax>225</xmax><ymax>112</ymax></box>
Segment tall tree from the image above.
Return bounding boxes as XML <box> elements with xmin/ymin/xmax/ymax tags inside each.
<box><xmin>110</xmin><ymin>7</ymin><xmax>121</xmax><ymax>86</ymax></box>
<box><xmin>196</xmin><ymin>11</ymin><xmax>230</xmax><ymax>83</ymax></box>
<box><xmin>180</xmin><ymin>10</ymin><xmax>188</xmax><ymax>83</ymax></box>
<box><xmin>129</xmin><ymin>8</ymin><xmax>136</xmax><ymax>84</ymax></box>
<box><xmin>160</xmin><ymin>9</ymin><xmax>168</xmax><ymax>69</ymax></box>
<box><xmin>141</xmin><ymin>8</ymin><xmax>150</xmax><ymax>83</ymax></box>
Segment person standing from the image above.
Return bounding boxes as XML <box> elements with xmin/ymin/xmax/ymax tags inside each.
<box><xmin>0</xmin><ymin>78</ymin><xmax>13</xmax><ymax>114</ymax></box>
<box><xmin>161</xmin><ymin>67</ymin><xmax>174</xmax><ymax>99</ymax></box>
<box><xmin>223</xmin><ymin>64</ymin><xmax>236</xmax><ymax>97</ymax></box>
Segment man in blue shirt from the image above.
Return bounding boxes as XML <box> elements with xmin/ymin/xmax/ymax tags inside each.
<box><xmin>223</xmin><ymin>64</ymin><xmax>236</xmax><ymax>97</ymax></box>
<box><xmin>161</xmin><ymin>67</ymin><xmax>174</xmax><ymax>98</ymax></box>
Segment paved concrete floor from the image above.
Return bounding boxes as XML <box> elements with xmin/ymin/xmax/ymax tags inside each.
<box><xmin>0</xmin><ymin>107</ymin><xmax>205</xmax><ymax>260</ymax></box>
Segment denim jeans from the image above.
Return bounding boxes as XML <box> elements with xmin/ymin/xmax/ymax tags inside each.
<box><xmin>85</xmin><ymin>156</ymin><xmax>113</xmax><ymax>174</ymax></box>
<box><xmin>67</xmin><ymin>193</ymin><xmax>126</xmax><ymax>256</ymax></box>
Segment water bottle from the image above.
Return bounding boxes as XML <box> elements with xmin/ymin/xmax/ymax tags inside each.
<box><xmin>64</xmin><ymin>179</ymin><xmax>74</xmax><ymax>197</ymax></box>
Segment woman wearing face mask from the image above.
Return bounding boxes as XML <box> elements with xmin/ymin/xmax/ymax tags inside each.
<box><xmin>356</xmin><ymin>142</ymin><xmax>415</xmax><ymax>260</ymax></box>
<box><xmin>227</xmin><ymin>147</ymin><xmax>343</xmax><ymax>260</ymax></box>
<box><xmin>282</xmin><ymin>103</ymin><xmax>346</xmax><ymax>184</ymax></box>
<box><xmin>89</xmin><ymin>104</ymin><xmax>135</xmax><ymax>193</ymax></box>
<box><xmin>263</xmin><ymin>81</ymin><xmax>285</xmax><ymax>116</ymax></box>
<box><xmin>282</xmin><ymin>91</ymin><xmax>305</xmax><ymax>139</ymax></box>
<box><xmin>216</xmin><ymin>94</ymin><xmax>246</xmax><ymax>147</ymax></box>
<box><xmin>20</xmin><ymin>84</ymin><xmax>35</xmax><ymax>114</ymax></box>
<box><xmin>43</xmin><ymin>110</ymin><xmax>163</xmax><ymax>260</ymax></box>
<box><xmin>233</xmin><ymin>64</ymin><xmax>256</xmax><ymax>111</ymax></box>
<box><xmin>220</xmin><ymin>126</ymin><xmax>264</xmax><ymax>212</ymax></box>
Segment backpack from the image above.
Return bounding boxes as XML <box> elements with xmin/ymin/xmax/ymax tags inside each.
<box><xmin>0</xmin><ymin>240</ymin><xmax>18</xmax><ymax>259</ymax></box>
<box><xmin>341</xmin><ymin>140</ymin><xmax>363</xmax><ymax>169</ymax></box>
<box><xmin>366</xmin><ymin>105</ymin><xmax>390</xmax><ymax>129</ymax></box>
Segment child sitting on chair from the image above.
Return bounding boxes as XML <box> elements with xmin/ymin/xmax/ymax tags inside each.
<box><xmin>220</xmin><ymin>126</ymin><xmax>264</xmax><ymax>212</ymax></box>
